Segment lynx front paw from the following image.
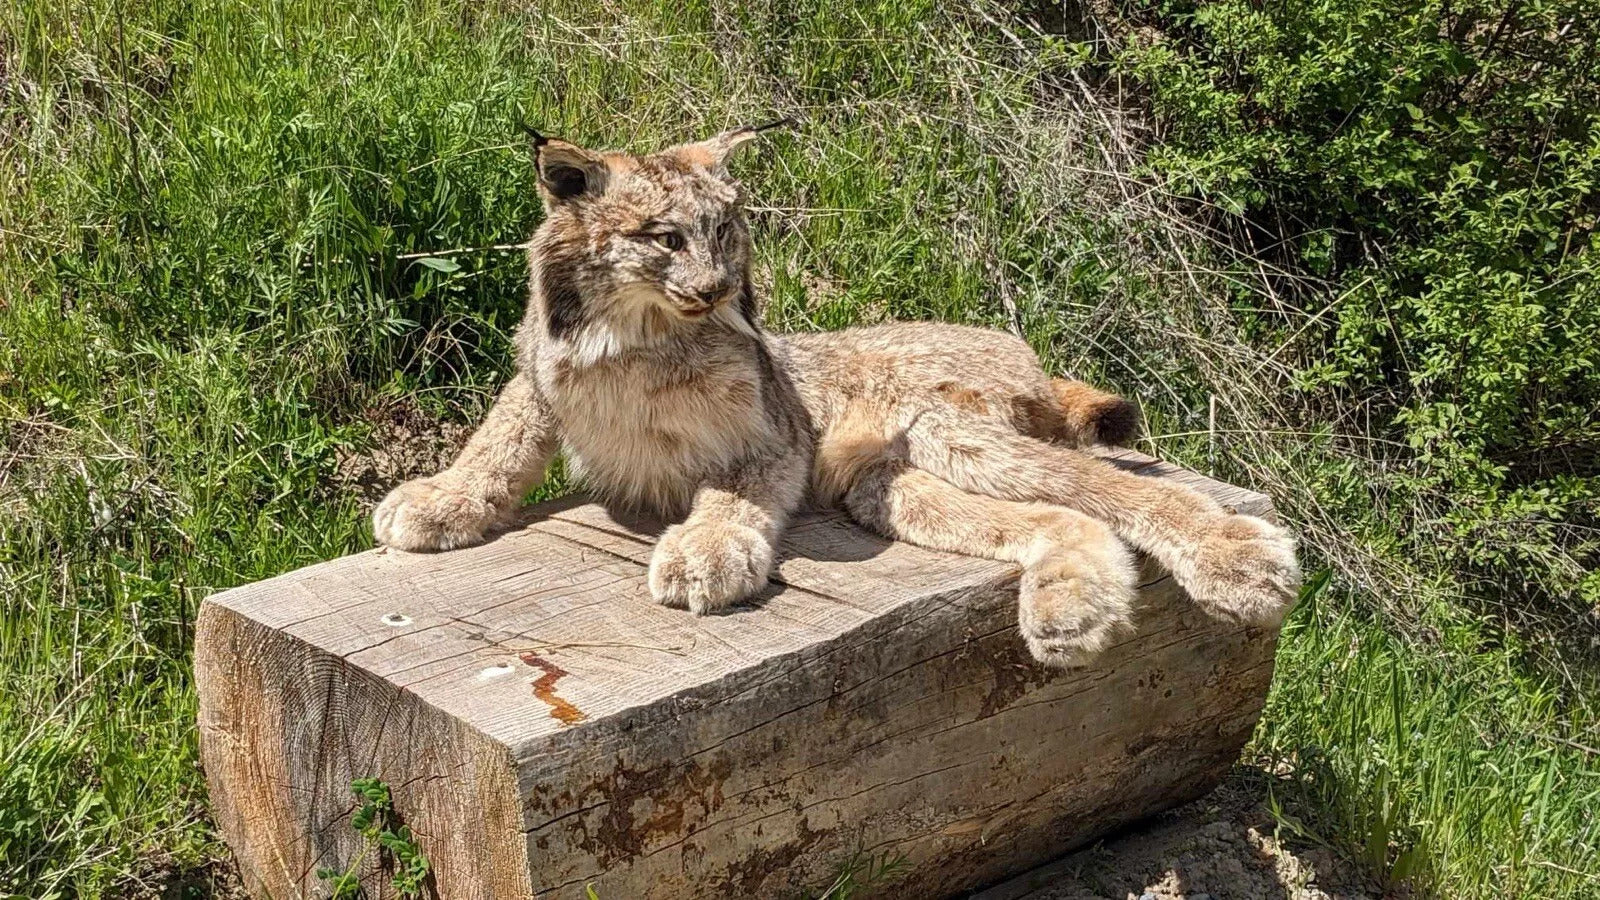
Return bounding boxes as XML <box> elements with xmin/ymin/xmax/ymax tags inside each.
<box><xmin>372</xmin><ymin>477</ymin><xmax>501</xmax><ymax>552</ymax></box>
<box><xmin>1182</xmin><ymin>514</ymin><xmax>1301</xmax><ymax>626</ymax></box>
<box><xmin>1018</xmin><ymin>537</ymin><xmax>1138</xmax><ymax>668</ymax></box>
<box><xmin>648</xmin><ymin>522</ymin><xmax>774</xmax><ymax>615</ymax></box>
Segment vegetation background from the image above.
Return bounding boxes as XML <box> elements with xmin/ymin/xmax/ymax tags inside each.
<box><xmin>1</xmin><ymin>0</ymin><xmax>1595</xmax><ymax>896</ymax></box>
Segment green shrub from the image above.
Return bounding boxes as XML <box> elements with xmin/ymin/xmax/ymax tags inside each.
<box><xmin>1098</xmin><ymin>0</ymin><xmax>1600</xmax><ymax>609</ymax></box>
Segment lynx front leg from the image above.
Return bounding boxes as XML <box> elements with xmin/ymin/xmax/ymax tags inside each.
<box><xmin>901</xmin><ymin>408</ymin><xmax>1300</xmax><ymax>626</ymax></box>
<box><xmin>842</xmin><ymin>460</ymin><xmax>1137</xmax><ymax>667</ymax></box>
<box><xmin>648</xmin><ymin>450</ymin><xmax>808</xmax><ymax>615</ymax></box>
<box><xmin>372</xmin><ymin>372</ymin><xmax>559</xmax><ymax>551</ymax></box>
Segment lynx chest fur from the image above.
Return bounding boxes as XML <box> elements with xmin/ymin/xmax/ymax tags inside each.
<box><xmin>537</xmin><ymin>335</ymin><xmax>775</xmax><ymax>515</ymax></box>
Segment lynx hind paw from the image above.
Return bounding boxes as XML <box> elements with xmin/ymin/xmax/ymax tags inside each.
<box><xmin>1018</xmin><ymin>539</ymin><xmax>1139</xmax><ymax>668</ymax></box>
<box><xmin>372</xmin><ymin>477</ymin><xmax>501</xmax><ymax>552</ymax></box>
<box><xmin>1185</xmin><ymin>514</ymin><xmax>1302</xmax><ymax>626</ymax></box>
<box><xmin>648</xmin><ymin>522</ymin><xmax>774</xmax><ymax>615</ymax></box>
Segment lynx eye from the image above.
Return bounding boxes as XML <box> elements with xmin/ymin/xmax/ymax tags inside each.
<box><xmin>650</xmin><ymin>231</ymin><xmax>684</xmax><ymax>252</ymax></box>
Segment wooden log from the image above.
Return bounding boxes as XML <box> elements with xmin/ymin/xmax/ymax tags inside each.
<box><xmin>195</xmin><ymin>450</ymin><xmax>1283</xmax><ymax>899</ymax></box>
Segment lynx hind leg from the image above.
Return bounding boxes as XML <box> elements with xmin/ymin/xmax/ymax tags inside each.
<box><xmin>1188</xmin><ymin>513</ymin><xmax>1301</xmax><ymax>625</ymax></box>
<box><xmin>1014</xmin><ymin>509</ymin><xmax>1140</xmax><ymax>666</ymax></box>
<box><xmin>842</xmin><ymin>460</ymin><xmax>1137</xmax><ymax>667</ymax></box>
<box><xmin>1049</xmin><ymin>378</ymin><xmax>1139</xmax><ymax>448</ymax></box>
<box><xmin>898</xmin><ymin>407</ymin><xmax>1300</xmax><ymax>627</ymax></box>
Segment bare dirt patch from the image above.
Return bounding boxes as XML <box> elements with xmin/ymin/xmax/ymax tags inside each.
<box><xmin>976</xmin><ymin>774</ymin><xmax>1384</xmax><ymax>900</ymax></box>
<box><xmin>333</xmin><ymin>397</ymin><xmax>475</xmax><ymax>511</ymax></box>
<box><xmin>118</xmin><ymin>856</ymin><xmax>248</xmax><ymax>900</ymax></box>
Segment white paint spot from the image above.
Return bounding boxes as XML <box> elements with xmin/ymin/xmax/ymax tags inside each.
<box><xmin>382</xmin><ymin>612</ymin><xmax>412</xmax><ymax>627</ymax></box>
<box><xmin>478</xmin><ymin>662</ymin><xmax>515</xmax><ymax>681</ymax></box>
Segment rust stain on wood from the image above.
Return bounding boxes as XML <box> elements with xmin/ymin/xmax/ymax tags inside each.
<box><xmin>519</xmin><ymin>653</ymin><xmax>587</xmax><ymax>726</ymax></box>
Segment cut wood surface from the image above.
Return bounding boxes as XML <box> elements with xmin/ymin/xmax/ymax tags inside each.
<box><xmin>195</xmin><ymin>450</ymin><xmax>1283</xmax><ymax>899</ymax></box>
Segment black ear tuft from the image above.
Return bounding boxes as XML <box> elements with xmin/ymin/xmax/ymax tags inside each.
<box><xmin>543</xmin><ymin>165</ymin><xmax>588</xmax><ymax>200</ymax></box>
<box><xmin>519</xmin><ymin>121</ymin><xmax>549</xmax><ymax>147</ymax></box>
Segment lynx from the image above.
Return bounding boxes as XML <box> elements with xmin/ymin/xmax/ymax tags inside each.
<box><xmin>372</xmin><ymin>127</ymin><xmax>1300</xmax><ymax>666</ymax></box>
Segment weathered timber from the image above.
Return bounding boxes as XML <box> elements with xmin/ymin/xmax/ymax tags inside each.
<box><xmin>195</xmin><ymin>450</ymin><xmax>1282</xmax><ymax>899</ymax></box>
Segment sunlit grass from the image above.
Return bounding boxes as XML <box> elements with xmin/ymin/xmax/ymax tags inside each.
<box><xmin>1260</xmin><ymin>573</ymin><xmax>1600</xmax><ymax>896</ymax></box>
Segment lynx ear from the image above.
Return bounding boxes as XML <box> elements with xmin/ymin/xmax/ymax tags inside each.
<box><xmin>674</xmin><ymin>118</ymin><xmax>793</xmax><ymax>174</ymax></box>
<box><xmin>526</xmin><ymin>127</ymin><xmax>608</xmax><ymax>205</ymax></box>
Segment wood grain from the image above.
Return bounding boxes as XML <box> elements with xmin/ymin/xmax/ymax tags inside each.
<box><xmin>195</xmin><ymin>451</ymin><xmax>1281</xmax><ymax>899</ymax></box>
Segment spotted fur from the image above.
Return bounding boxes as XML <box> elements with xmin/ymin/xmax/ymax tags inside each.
<box><xmin>372</xmin><ymin>130</ymin><xmax>1300</xmax><ymax>664</ymax></box>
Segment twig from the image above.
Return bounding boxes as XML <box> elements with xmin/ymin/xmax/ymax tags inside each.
<box><xmin>0</xmin><ymin>227</ymin><xmax>71</xmax><ymax>249</ymax></box>
<box><xmin>1538</xmin><ymin>733</ymin><xmax>1600</xmax><ymax>757</ymax></box>
<box><xmin>1531</xmin><ymin>859</ymin><xmax>1600</xmax><ymax>881</ymax></box>
<box><xmin>396</xmin><ymin>243</ymin><xmax>527</xmax><ymax>260</ymax></box>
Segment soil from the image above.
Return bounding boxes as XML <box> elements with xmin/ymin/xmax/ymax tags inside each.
<box><xmin>332</xmin><ymin>396</ymin><xmax>474</xmax><ymax>510</ymax></box>
<box><xmin>118</xmin><ymin>856</ymin><xmax>248</xmax><ymax>900</ymax></box>
<box><xmin>974</xmin><ymin>774</ymin><xmax>1387</xmax><ymax>900</ymax></box>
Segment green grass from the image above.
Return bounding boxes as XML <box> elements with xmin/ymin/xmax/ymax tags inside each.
<box><xmin>1262</xmin><ymin>574</ymin><xmax>1600</xmax><ymax>895</ymax></box>
<box><xmin>0</xmin><ymin>0</ymin><xmax>1596</xmax><ymax>897</ymax></box>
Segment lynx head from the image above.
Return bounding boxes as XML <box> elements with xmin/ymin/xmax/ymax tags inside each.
<box><xmin>526</xmin><ymin>126</ymin><xmax>777</xmax><ymax>350</ymax></box>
